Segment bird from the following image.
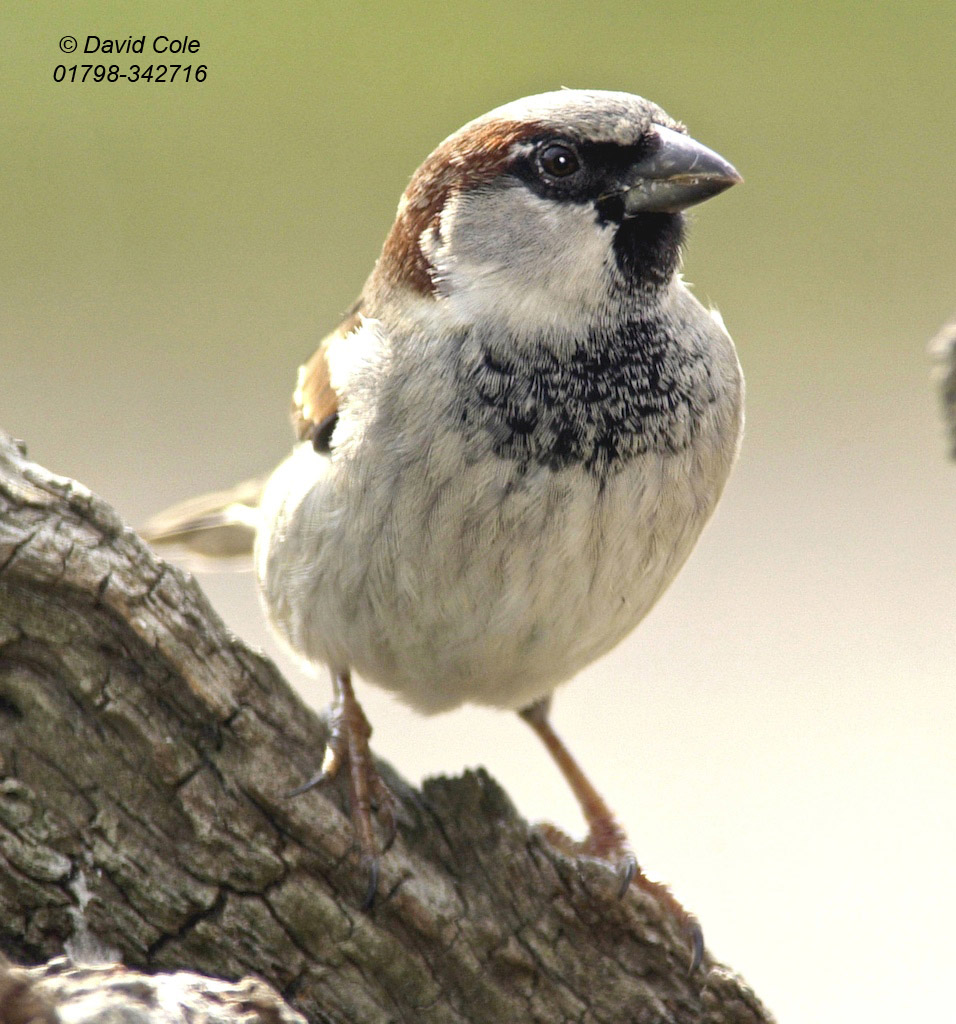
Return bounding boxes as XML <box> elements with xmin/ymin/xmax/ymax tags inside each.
<box><xmin>143</xmin><ymin>89</ymin><xmax>743</xmax><ymax>968</ymax></box>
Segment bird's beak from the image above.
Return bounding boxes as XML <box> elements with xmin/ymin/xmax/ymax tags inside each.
<box><xmin>621</xmin><ymin>124</ymin><xmax>742</xmax><ymax>216</ymax></box>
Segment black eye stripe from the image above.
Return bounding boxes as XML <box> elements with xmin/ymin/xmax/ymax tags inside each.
<box><xmin>509</xmin><ymin>137</ymin><xmax>660</xmax><ymax>209</ymax></box>
<box><xmin>536</xmin><ymin>139</ymin><xmax>656</xmax><ymax>175</ymax></box>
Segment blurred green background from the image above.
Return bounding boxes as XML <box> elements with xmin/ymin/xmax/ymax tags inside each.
<box><xmin>3</xmin><ymin>2</ymin><xmax>954</xmax><ymax>1020</ymax></box>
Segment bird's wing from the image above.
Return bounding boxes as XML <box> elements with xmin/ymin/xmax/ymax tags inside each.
<box><xmin>141</xmin><ymin>302</ymin><xmax>365</xmax><ymax>565</ymax></box>
<box><xmin>291</xmin><ymin>301</ymin><xmax>363</xmax><ymax>444</ymax></box>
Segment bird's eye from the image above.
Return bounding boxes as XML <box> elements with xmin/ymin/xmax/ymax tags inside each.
<box><xmin>538</xmin><ymin>142</ymin><xmax>581</xmax><ymax>179</ymax></box>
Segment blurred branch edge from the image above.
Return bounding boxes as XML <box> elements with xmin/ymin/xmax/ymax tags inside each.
<box><xmin>0</xmin><ymin>429</ymin><xmax>773</xmax><ymax>1024</ymax></box>
<box><xmin>930</xmin><ymin>314</ymin><xmax>956</xmax><ymax>459</ymax></box>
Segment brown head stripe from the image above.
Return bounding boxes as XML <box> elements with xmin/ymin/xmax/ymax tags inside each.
<box><xmin>376</xmin><ymin>118</ymin><xmax>548</xmax><ymax>297</ymax></box>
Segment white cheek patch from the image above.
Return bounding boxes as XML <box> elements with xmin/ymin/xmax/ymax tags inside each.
<box><xmin>427</xmin><ymin>186</ymin><xmax>617</xmax><ymax>338</ymax></box>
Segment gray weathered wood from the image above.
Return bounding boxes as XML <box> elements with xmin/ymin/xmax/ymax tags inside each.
<box><xmin>0</xmin><ymin>430</ymin><xmax>774</xmax><ymax>1024</ymax></box>
<box><xmin>0</xmin><ymin>954</ymin><xmax>307</xmax><ymax>1024</ymax></box>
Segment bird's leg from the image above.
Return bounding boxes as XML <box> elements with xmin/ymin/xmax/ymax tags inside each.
<box><xmin>519</xmin><ymin>698</ymin><xmax>633</xmax><ymax>870</ymax></box>
<box><xmin>289</xmin><ymin>669</ymin><xmax>395</xmax><ymax>909</ymax></box>
<box><xmin>519</xmin><ymin>697</ymin><xmax>703</xmax><ymax>971</ymax></box>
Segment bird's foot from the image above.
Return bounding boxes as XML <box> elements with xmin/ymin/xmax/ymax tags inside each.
<box><xmin>520</xmin><ymin>700</ymin><xmax>702</xmax><ymax>971</ymax></box>
<box><xmin>535</xmin><ymin>818</ymin><xmax>703</xmax><ymax>972</ymax></box>
<box><xmin>288</xmin><ymin>671</ymin><xmax>395</xmax><ymax>909</ymax></box>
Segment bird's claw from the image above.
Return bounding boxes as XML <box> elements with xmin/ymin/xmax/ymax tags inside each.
<box><xmin>626</xmin><ymin>868</ymin><xmax>706</xmax><ymax>972</ymax></box>
<box><xmin>360</xmin><ymin>853</ymin><xmax>380</xmax><ymax>912</ymax></box>
<box><xmin>686</xmin><ymin>916</ymin><xmax>704</xmax><ymax>975</ymax></box>
<box><xmin>615</xmin><ymin>851</ymin><xmax>638</xmax><ymax>898</ymax></box>
<box><xmin>285</xmin><ymin>770</ymin><xmax>328</xmax><ymax>798</ymax></box>
<box><xmin>288</xmin><ymin>673</ymin><xmax>396</xmax><ymax>910</ymax></box>
<box><xmin>533</xmin><ymin>819</ymin><xmax>705</xmax><ymax>971</ymax></box>
<box><xmin>286</xmin><ymin>709</ymin><xmax>348</xmax><ymax>796</ymax></box>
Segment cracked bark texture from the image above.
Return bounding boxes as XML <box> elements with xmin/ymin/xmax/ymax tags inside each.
<box><xmin>0</xmin><ymin>430</ymin><xmax>774</xmax><ymax>1024</ymax></box>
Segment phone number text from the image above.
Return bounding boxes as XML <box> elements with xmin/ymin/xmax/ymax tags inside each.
<box><xmin>53</xmin><ymin>64</ymin><xmax>207</xmax><ymax>83</ymax></box>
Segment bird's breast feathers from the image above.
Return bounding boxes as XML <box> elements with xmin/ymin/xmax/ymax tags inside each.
<box><xmin>257</xmin><ymin>285</ymin><xmax>741</xmax><ymax>713</ymax></box>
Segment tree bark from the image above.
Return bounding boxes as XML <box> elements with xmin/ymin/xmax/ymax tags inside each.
<box><xmin>0</xmin><ymin>430</ymin><xmax>774</xmax><ymax>1024</ymax></box>
<box><xmin>0</xmin><ymin>954</ymin><xmax>308</xmax><ymax>1024</ymax></box>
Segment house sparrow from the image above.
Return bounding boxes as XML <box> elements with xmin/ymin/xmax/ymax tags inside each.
<box><xmin>144</xmin><ymin>89</ymin><xmax>743</xmax><ymax>967</ymax></box>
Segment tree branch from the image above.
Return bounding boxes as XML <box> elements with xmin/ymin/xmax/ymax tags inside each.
<box><xmin>0</xmin><ymin>430</ymin><xmax>773</xmax><ymax>1024</ymax></box>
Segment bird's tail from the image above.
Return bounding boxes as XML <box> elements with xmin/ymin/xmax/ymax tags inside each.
<box><xmin>140</xmin><ymin>476</ymin><xmax>265</xmax><ymax>564</ymax></box>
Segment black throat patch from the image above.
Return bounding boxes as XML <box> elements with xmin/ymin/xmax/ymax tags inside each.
<box><xmin>457</xmin><ymin>316</ymin><xmax>718</xmax><ymax>476</ymax></box>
